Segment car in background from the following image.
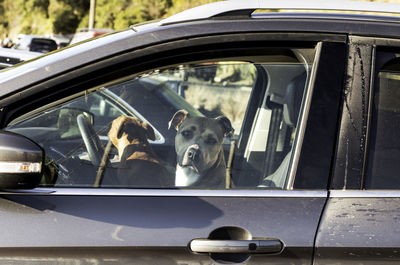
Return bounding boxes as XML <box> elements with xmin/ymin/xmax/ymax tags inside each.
<box><xmin>51</xmin><ymin>35</ymin><xmax>71</xmax><ymax>49</ymax></box>
<box><xmin>0</xmin><ymin>47</ymin><xmax>42</xmax><ymax>69</ymax></box>
<box><xmin>13</xmin><ymin>34</ymin><xmax>58</xmax><ymax>53</ymax></box>
<box><xmin>28</xmin><ymin>37</ymin><xmax>58</xmax><ymax>53</ymax></box>
<box><xmin>1</xmin><ymin>1</ymin><xmax>400</xmax><ymax>264</ymax></box>
<box><xmin>69</xmin><ymin>28</ymin><xmax>113</xmax><ymax>44</ymax></box>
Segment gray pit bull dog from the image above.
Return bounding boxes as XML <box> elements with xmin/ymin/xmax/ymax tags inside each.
<box><xmin>168</xmin><ymin>110</ymin><xmax>233</xmax><ymax>188</ymax></box>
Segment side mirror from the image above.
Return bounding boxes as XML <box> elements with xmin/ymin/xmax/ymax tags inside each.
<box><xmin>0</xmin><ymin>130</ymin><xmax>43</xmax><ymax>189</ymax></box>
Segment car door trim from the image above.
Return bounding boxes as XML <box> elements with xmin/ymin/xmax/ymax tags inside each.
<box><xmin>0</xmin><ymin>188</ymin><xmax>327</xmax><ymax>197</ymax></box>
<box><xmin>286</xmin><ymin>42</ymin><xmax>322</xmax><ymax>190</ymax></box>
<box><xmin>349</xmin><ymin>35</ymin><xmax>400</xmax><ymax>47</ymax></box>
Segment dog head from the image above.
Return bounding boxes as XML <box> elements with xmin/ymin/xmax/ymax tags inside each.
<box><xmin>108</xmin><ymin>116</ymin><xmax>156</xmax><ymax>159</ymax></box>
<box><xmin>169</xmin><ymin>110</ymin><xmax>233</xmax><ymax>177</ymax></box>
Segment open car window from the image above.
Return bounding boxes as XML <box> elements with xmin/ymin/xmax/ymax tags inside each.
<box><xmin>5</xmin><ymin>50</ymin><xmax>314</xmax><ymax>189</ymax></box>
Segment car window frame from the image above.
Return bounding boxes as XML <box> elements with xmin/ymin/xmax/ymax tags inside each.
<box><xmin>363</xmin><ymin>40</ymin><xmax>400</xmax><ymax>190</ymax></box>
<box><xmin>332</xmin><ymin>36</ymin><xmax>400</xmax><ymax>190</ymax></box>
<box><xmin>0</xmin><ymin>33</ymin><xmax>346</xmax><ymax>192</ymax></box>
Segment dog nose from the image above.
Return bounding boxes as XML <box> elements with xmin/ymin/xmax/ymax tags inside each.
<box><xmin>187</xmin><ymin>148</ymin><xmax>198</xmax><ymax>160</ymax></box>
<box><xmin>183</xmin><ymin>144</ymin><xmax>200</xmax><ymax>165</ymax></box>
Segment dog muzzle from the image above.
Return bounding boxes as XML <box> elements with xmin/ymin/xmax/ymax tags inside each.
<box><xmin>181</xmin><ymin>144</ymin><xmax>200</xmax><ymax>172</ymax></box>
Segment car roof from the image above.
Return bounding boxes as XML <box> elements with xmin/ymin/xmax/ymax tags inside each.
<box><xmin>2</xmin><ymin>0</ymin><xmax>400</xmax><ymax>98</ymax></box>
<box><xmin>159</xmin><ymin>0</ymin><xmax>400</xmax><ymax>25</ymax></box>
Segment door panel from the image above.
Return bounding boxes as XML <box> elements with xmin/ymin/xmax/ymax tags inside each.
<box><xmin>316</xmin><ymin>39</ymin><xmax>400</xmax><ymax>264</ymax></box>
<box><xmin>0</xmin><ymin>191</ymin><xmax>326</xmax><ymax>264</ymax></box>
<box><xmin>315</xmin><ymin>192</ymin><xmax>400</xmax><ymax>264</ymax></box>
<box><xmin>0</xmin><ymin>37</ymin><xmax>348</xmax><ymax>264</ymax></box>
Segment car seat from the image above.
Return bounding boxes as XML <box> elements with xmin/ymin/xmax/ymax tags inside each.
<box><xmin>259</xmin><ymin>71</ymin><xmax>306</xmax><ymax>188</ymax></box>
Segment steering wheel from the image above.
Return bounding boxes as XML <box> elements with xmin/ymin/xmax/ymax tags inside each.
<box><xmin>77</xmin><ymin>114</ymin><xmax>104</xmax><ymax>166</ymax></box>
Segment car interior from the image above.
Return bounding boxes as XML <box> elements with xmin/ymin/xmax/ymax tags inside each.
<box><xmin>230</xmin><ymin>51</ymin><xmax>312</xmax><ymax>189</ymax></box>
<box><xmin>4</xmin><ymin>49</ymin><xmax>312</xmax><ymax>190</ymax></box>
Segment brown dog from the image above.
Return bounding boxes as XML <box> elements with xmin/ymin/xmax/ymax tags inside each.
<box><xmin>108</xmin><ymin>116</ymin><xmax>173</xmax><ymax>188</ymax></box>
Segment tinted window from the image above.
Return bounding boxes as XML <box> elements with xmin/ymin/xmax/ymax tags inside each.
<box><xmin>366</xmin><ymin>57</ymin><xmax>400</xmax><ymax>189</ymax></box>
<box><xmin>6</xmin><ymin>51</ymin><xmax>314</xmax><ymax>189</ymax></box>
<box><xmin>29</xmin><ymin>38</ymin><xmax>58</xmax><ymax>53</ymax></box>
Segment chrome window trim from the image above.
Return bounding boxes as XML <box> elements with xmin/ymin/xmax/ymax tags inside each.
<box><xmin>0</xmin><ymin>188</ymin><xmax>327</xmax><ymax>198</ymax></box>
<box><xmin>330</xmin><ymin>190</ymin><xmax>400</xmax><ymax>198</ymax></box>
<box><xmin>285</xmin><ymin>42</ymin><xmax>322</xmax><ymax>190</ymax></box>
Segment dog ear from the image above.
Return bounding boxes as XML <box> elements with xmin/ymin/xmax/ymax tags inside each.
<box><xmin>216</xmin><ymin>116</ymin><xmax>234</xmax><ymax>137</ymax></box>
<box><xmin>141</xmin><ymin>122</ymin><xmax>156</xmax><ymax>141</ymax></box>
<box><xmin>108</xmin><ymin>116</ymin><xmax>128</xmax><ymax>141</ymax></box>
<box><xmin>168</xmin><ymin>110</ymin><xmax>189</xmax><ymax>131</ymax></box>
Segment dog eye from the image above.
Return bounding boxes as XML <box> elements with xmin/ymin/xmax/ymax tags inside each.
<box><xmin>181</xmin><ymin>130</ymin><xmax>192</xmax><ymax>138</ymax></box>
<box><xmin>206</xmin><ymin>137</ymin><xmax>217</xmax><ymax>145</ymax></box>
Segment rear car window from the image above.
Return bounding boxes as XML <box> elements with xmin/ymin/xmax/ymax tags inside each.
<box><xmin>366</xmin><ymin>56</ymin><xmax>400</xmax><ymax>189</ymax></box>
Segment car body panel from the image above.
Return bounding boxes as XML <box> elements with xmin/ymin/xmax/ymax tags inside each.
<box><xmin>315</xmin><ymin>35</ymin><xmax>400</xmax><ymax>264</ymax></box>
<box><xmin>331</xmin><ymin>36</ymin><xmax>373</xmax><ymax>190</ymax></box>
<box><xmin>0</xmin><ymin>24</ymin><xmax>345</xmax><ymax>263</ymax></box>
<box><xmin>0</xmin><ymin>190</ymin><xmax>326</xmax><ymax>264</ymax></box>
<box><xmin>315</xmin><ymin>191</ymin><xmax>400</xmax><ymax>264</ymax></box>
<box><xmin>0</xmin><ymin>1</ymin><xmax>399</xmax><ymax>264</ymax></box>
<box><xmin>0</xmin><ymin>32</ymin><xmax>341</xmax><ymax>264</ymax></box>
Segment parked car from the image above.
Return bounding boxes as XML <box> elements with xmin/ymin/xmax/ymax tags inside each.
<box><xmin>28</xmin><ymin>37</ymin><xmax>58</xmax><ymax>53</ymax></box>
<box><xmin>13</xmin><ymin>34</ymin><xmax>58</xmax><ymax>53</ymax></box>
<box><xmin>50</xmin><ymin>35</ymin><xmax>71</xmax><ymax>49</ymax></box>
<box><xmin>1</xmin><ymin>0</ymin><xmax>400</xmax><ymax>264</ymax></box>
<box><xmin>0</xmin><ymin>47</ymin><xmax>42</xmax><ymax>69</ymax></box>
<box><xmin>69</xmin><ymin>28</ymin><xmax>113</xmax><ymax>44</ymax></box>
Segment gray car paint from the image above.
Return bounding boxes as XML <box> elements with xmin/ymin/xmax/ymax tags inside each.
<box><xmin>315</xmin><ymin>36</ymin><xmax>400</xmax><ymax>264</ymax></box>
<box><xmin>315</xmin><ymin>192</ymin><xmax>400</xmax><ymax>264</ymax></box>
<box><xmin>0</xmin><ymin>33</ymin><xmax>333</xmax><ymax>264</ymax></box>
<box><xmin>1</xmin><ymin>10</ymin><xmax>400</xmax><ymax>264</ymax></box>
<box><xmin>0</xmin><ymin>191</ymin><xmax>326</xmax><ymax>264</ymax></box>
<box><xmin>0</xmin><ymin>31</ymin><xmax>334</xmax><ymax>264</ymax></box>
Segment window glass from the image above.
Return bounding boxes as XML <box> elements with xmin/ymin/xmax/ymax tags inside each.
<box><xmin>366</xmin><ymin>57</ymin><xmax>400</xmax><ymax>189</ymax></box>
<box><xmin>6</xmin><ymin>52</ymin><xmax>313</xmax><ymax>189</ymax></box>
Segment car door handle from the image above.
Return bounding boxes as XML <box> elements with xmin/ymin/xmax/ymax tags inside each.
<box><xmin>190</xmin><ymin>238</ymin><xmax>283</xmax><ymax>254</ymax></box>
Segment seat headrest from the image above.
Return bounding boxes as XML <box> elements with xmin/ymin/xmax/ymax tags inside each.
<box><xmin>283</xmin><ymin>72</ymin><xmax>307</xmax><ymax>127</ymax></box>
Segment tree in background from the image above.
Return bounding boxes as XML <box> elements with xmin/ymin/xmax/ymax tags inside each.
<box><xmin>5</xmin><ymin>0</ymin><xmax>400</xmax><ymax>39</ymax></box>
<box><xmin>166</xmin><ymin>0</ymin><xmax>217</xmax><ymax>17</ymax></box>
<box><xmin>87</xmin><ymin>0</ymin><xmax>172</xmax><ymax>30</ymax></box>
<box><xmin>142</xmin><ymin>0</ymin><xmax>172</xmax><ymax>21</ymax></box>
<box><xmin>49</xmin><ymin>0</ymin><xmax>88</xmax><ymax>34</ymax></box>
<box><xmin>1</xmin><ymin>0</ymin><xmax>89</xmax><ymax>37</ymax></box>
<box><xmin>20</xmin><ymin>0</ymin><xmax>51</xmax><ymax>34</ymax></box>
<box><xmin>82</xmin><ymin>0</ymin><xmax>143</xmax><ymax>30</ymax></box>
<box><xmin>2</xmin><ymin>0</ymin><xmax>24</xmax><ymax>37</ymax></box>
<box><xmin>0</xmin><ymin>0</ymin><xmax>6</xmax><ymax>36</ymax></box>
<box><xmin>0</xmin><ymin>0</ymin><xmax>216</xmax><ymax>38</ymax></box>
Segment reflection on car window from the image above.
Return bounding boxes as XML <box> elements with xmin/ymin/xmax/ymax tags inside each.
<box><xmin>366</xmin><ymin>58</ymin><xmax>400</xmax><ymax>189</ymax></box>
<box><xmin>6</xmin><ymin>52</ymin><xmax>313</xmax><ymax>189</ymax></box>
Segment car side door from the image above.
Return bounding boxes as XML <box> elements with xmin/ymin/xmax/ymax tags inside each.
<box><xmin>315</xmin><ymin>36</ymin><xmax>400</xmax><ymax>264</ymax></box>
<box><xmin>0</xmin><ymin>34</ymin><xmax>346</xmax><ymax>265</ymax></box>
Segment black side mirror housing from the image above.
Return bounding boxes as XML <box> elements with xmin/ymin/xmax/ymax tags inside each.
<box><xmin>0</xmin><ymin>130</ymin><xmax>43</xmax><ymax>189</ymax></box>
